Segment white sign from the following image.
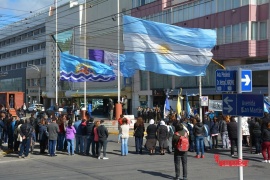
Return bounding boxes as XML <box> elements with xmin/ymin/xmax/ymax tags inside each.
<box><xmin>209</xmin><ymin>100</ymin><xmax>223</xmax><ymax>111</ymax></box>
<box><xmin>200</xmin><ymin>96</ymin><xmax>208</xmax><ymax>106</ymax></box>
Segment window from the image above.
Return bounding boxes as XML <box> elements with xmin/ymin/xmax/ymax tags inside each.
<box><xmin>22</xmin><ymin>47</ymin><xmax>27</xmax><ymax>54</ymax></box>
<box><xmin>17</xmin><ymin>49</ymin><xmax>22</xmax><ymax>55</ymax></box>
<box><xmin>17</xmin><ymin>63</ymin><xmax>21</xmax><ymax>68</ymax></box>
<box><xmin>242</xmin><ymin>0</ymin><xmax>249</xmax><ymax>6</ymax></box>
<box><xmin>41</xmin><ymin>77</ymin><xmax>46</xmax><ymax>87</ymax></box>
<box><xmin>183</xmin><ymin>4</ymin><xmax>188</xmax><ymax>20</ymax></box>
<box><xmin>188</xmin><ymin>3</ymin><xmax>193</xmax><ymax>20</ymax></box>
<box><xmin>179</xmin><ymin>6</ymin><xmax>183</xmax><ymax>22</ymax></box>
<box><xmin>40</xmin><ymin>42</ymin><xmax>46</xmax><ymax>49</ymax></box>
<box><xmin>16</xmin><ymin>35</ymin><xmax>21</xmax><ymax>41</ymax></box>
<box><xmin>27</xmin><ymin>79</ymin><xmax>30</xmax><ymax>86</ymax></box>
<box><xmin>241</xmin><ymin>22</ymin><xmax>248</xmax><ymax>41</ymax></box>
<box><xmin>33</xmin><ymin>29</ymin><xmax>39</xmax><ymax>35</ymax></box>
<box><xmin>225</xmin><ymin>0</ymin><xmax>231</xmax><ymax>10</ymax></box>
<box><xmin>259</xmin><ymin>22</ymin><xmax>267</xmax><ymax>40</ymax></box>
<box><xmin>7</xmin><ymin>65</ymin><xmax>11</xmax><ymax>71</ymax></box>
<box><xmin>10</xmin><ymin>37</ymin><xmax>15</xmax><ymax>43</ymax></box>
<box><xmin>150</xmin><ymin>72</ymin><xmax>172</xmax><ymax>89</ymax></box>
<box><xmin>28</xmin><ymin>31</ymin><xmax>33</xmax><ymax>37</ymax></box>
<box><xmin>22</xmin><ymin>62</ymin><xmax>27</xmax><ymax>68</ymax></box>
<box><xmin>21</xmin><ymin>33</ymin><xmax>27</xmax><ymax>40</ymax></box>
<box><xmin>251</xmin><ymin>22</ymin><xmax>257</xmax><ymax>40</ymax></box>
<box><xmin>34</xmin><ymin>44</ymin><xmax>40</xmax><ymax>50</ymax></box>
<box><xmin>194</xmin><ymin>1</ymin><xmax>200</xmax><ymax>18</ymax></box>
<box><xmin>40</xmin><ymin>27</ymin><xmax>45</xmax><ymax>33</ymax></box>
<box><xmin>28</xmin><ymin>61</ymin><xmax>34</xmax><ymax>65</ymax></box>
<box><xmin>205</xmin><ymin>0</ymin><xmax>212</xmax><ymax>15</ymax></box>
<box><xmin>12</xmin><ymin>64</ymin><xmax>16</xmax><ymax>70</ymax></box>
<box><xmin>232</xmin><ymin>0</ymin><xmax>240</xmax><ymax>8</ymax></box>
<box><xmin>28</xmin><ymin>46</ymin><xmax>33</xmax><ymax>52</ymax></box>
<box><xmin>232</xmin><ymin>24</ymin><xmax>240</xmax><ymax>42</ymax></box>
<box><xmin>199</xmin><ymin>0</ymin><xmax>205</xmax><ymax>17</ymax></box>
<box><xmin>217</xmin><ymin>27</ymin><xmax>223</xmax><ymax>45</ymax></box>
<box><xmin>6</xmin><ymin>52</ymin><xmax>10</xmax><ymax>58</ymax></box>
<box><xmin>5</xmin><ymin>39</ymin><xmax>10</xmax><ymax>45</ymax></box>
<box><xmin>217</xmin><ymin>0</ymin><xmax>224</xmax><ymax>12</ymax></box>
<box><xmin>2</xmin><ymin>66</ymin><xmax>6</xmax><ymax>71</ymax></box>
<box><xmin>34</xmin><ymin>59</ymin><xmax>40</xmax><ymax>65</ymax></box>
<box><xmin>1</xmin><ymin>53</ymin><xmax>6</xmax><ymax>59</ymax></box>
<box><xmin>258</xmin><ymin>0</ymin><xmax>269</xmax><ymax>5</ymax></box>
<box><xmin>140</xmin><ymin>71</ymin><xmax>148</xmax><ymax>90</ymax></box>
<box><xmin>31</xmin><ymin>79</ymin><xmax>35</xmax><ymax>86</ymax></box>
<box><xmin>11</xmin><ymin>51</ymin><xmax>16</xmax><ymax>56</ymax></box>
<box><xmin>41</xmin><ymin>58</ymin><xmax>46</xmax><ymax>64</ymax></box>
<box><xmin>173</xmin><ymin>7</ymin><xmax>179</xmax><ymax>23</ymax></box>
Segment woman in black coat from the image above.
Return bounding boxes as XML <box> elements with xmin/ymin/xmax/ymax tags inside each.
<box><xmin>227</xmin><ymin>117</ymin><xmax>238</xmax><ymax>157</ymax></box>
<box><xmin>252</xmin><ymin>118</ymin><xmax>262</xmax><ymax>154</ymax></box>
<box><xmin>134</xmin><ymin>117</ymin><xmax>145</xmax><ymax>154</ymax></box>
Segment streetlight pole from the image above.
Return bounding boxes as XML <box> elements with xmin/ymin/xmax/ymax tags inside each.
<box><xmin>28</xmin><ymin>64</ymin><xmax>41</xmax><ymax>104</ymax></box>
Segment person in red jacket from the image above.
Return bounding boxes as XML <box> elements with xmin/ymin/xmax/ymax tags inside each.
<box><xmin>117</xmin><ymin>114</ymin><xmax>124</xmax><ymax>143</ymax></box>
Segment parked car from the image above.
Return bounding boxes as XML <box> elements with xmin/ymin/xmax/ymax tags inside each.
<box><xmin>28</xmin><ymin>104</ymin><xmax>44</xmax><ymax>112</ymax></box>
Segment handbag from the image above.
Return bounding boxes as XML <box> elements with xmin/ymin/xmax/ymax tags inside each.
<box><xmin>133</xmin><ymin>127</ymin><xmax>138</xmax><ymax>136</ymax></box>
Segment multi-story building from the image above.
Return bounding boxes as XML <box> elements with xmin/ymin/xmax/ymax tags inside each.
<box><xmin>0</xmin><ymin>11</ymin><xmax>47</xmax><ymax>106</ymax></box>
<box><xmin>1</xmin><ymin>0</ymin><xmax>269</xmax><ymax>116</ymax></box>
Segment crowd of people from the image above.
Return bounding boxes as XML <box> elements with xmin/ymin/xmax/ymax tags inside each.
<box><xmin>1</xmin><ymin>107</ymin><xmax>270</xmax><ymax>180</ymax></box>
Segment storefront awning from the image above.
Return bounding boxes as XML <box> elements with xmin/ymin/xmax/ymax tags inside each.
<box><xmin>65</xmin><ymin>88</ymin><xmax>118</xmax><ymax>97</ymax></box>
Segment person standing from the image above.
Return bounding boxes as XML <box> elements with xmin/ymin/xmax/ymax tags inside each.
<box><xmin>210</xmin><ymin>117</ymin><xmax>219</xmax><ymax>149</ymax></box>
<box><xmin>18</xmin><ymin>119</ymin><xmax>33</xmax><ymax>158</ymax></box>
<box><xmin>122</xmin><ymin>95</ymin><xmax>128</xmax><ymax>115</ymax></box>
<box><xmin>0</xmin><ymin>113</ymin><xmax>6</xmax><ymax>151</ymax></box>
<box><xmin>47</xmin><ymin>117</ymin><xmax>59</xmax><ymax>157</ymax></box>
<box><xmin>117</xmin><ymin>114</ymin><xmax>124</xmax><ymax>143</ymax></box>
<box><xmin>97</xmin><ymin>120</ymin><xmax>109</xmax><ymax>159</ymax></box>
<box><xmin>220</xmin><ymin>116</ymin><xmax>230</xmax><ymax>149</ymax></box>
<box><xmin>38</xmin><ymin>118</ymin><xmax>48</xmax><ymax>154</ymax></box>
<box><xmin>73</xmin><ymin>118</ymin><xmax>82</xmax><ymax>154</ymax></box>
<box><xmin>92</xmin><ymin>120</ymin><xmax>100</xmax><ymax>157</ymax></box>
<box><xmin>22</xmin><ymin>103</ymin><xmax>27</xmax><ymax>117</ymax></box>
<box><xmin>145</xmin><ymin>119</ymin><xmax>157</xmax><ymax>155</ymax></box>
<box><xmin>65</xmin><ymin>120</ymin><xmax>76</xmax><ymax>156</ymax></box>
<box><xmin>120</xmin><ymin>118</ymin><xmax>129</xmax><ymax>156</ymax></box>
<box><xmin>133</xmin><ymin>117</ymin><xmax>145</xmax><ymax>154</ymax></box>
<box><xmin>252</xmin><ymin>118</ymin><xmax>262</xmax><ymax>154</ymax></box>
<box><xmin>85</xmin><ymin>117</ymin><xmax>94</xmax><ymax>156</ymax></box>
<box><xmin>194</xmin><ymin>119</ymin><xmax>206</xmax><ymax>158</ymax></box>
<box><xmin>227</xmin><ymin>117</ymin><xmax>238</xmax><ymax>157</ymax></box>
<box><xmin>172</xmin><ymin>122</ymin><xmax>188</xmax><ymax>180</ymax></box>
<box><xmin>108</xmin><ymin>98</ymin><xmax>114</xmax><ymax>120</ymax></box>
<box><xmin>261</xmin><ymin>122</ymin><xmax>270</xmax><ymax>163</ymax></box>
<box><xmin>157</xmin><ymin>120</ymin><xmax>168</xmax><ymax>155</ymax></box>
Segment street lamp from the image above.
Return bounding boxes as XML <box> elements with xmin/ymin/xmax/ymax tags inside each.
<box><xmin>28</xmin><ymin>64</ymin><xmax>41</xmax><ymax>104</ymax></box>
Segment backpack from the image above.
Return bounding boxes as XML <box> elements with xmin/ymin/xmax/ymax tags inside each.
<box><xmin>174</xmin><ymin>132</ymin><xmax>189</xmax><ymax>152</ymax></box>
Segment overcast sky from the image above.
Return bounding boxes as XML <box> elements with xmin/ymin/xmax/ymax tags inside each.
<box><xmin>0</xmin><ymin>0</ymin><xmax>80</xmax><ymax>27</ymax></box>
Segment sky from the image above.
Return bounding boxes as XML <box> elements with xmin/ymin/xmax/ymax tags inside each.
<box><xmin>0</xmin><ymin>0</ymin><xmax>78</xmax><ymax>28</ymax></box>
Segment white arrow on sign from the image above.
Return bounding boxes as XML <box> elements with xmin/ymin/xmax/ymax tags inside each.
<box><xmin>241</xmin><ymin>74</ymin><xmax>251</xmax><ymax>86</ymax></box>
<box><xmin>224</xmin><ymin>96</ymin><xmax>233</xmax><ymax>105</ymax></box>
<box><xmin>224</xmin><ymin>104</ymin><xmax>233</xmax><ymax>113</ymax></box>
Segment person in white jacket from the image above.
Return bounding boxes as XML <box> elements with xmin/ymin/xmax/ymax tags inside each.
<box><xmin>120</xmin><ymin>118</ymin><xmax>130</xmax><ymax>156</ymax></box>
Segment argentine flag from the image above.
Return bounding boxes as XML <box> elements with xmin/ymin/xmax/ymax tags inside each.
<box><xmin>123</xmin><ymin>15</ymin><xmax>216</xmax><ymax>77</ymax></box>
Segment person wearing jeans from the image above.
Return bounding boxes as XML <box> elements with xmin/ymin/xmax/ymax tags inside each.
<box><xmin>193</xmin><ymin>120</ymin><xmax>205</xmax><ymax>158</ymax></box>
<box><xmin>18</xmin><ymin>119</ymin><xmax>33</xmax><ymax>158</ymax></box>
<box><xmin>227</xmin><ymin>117</ymin><xmax>238</xmax><ymax>157</ymax></box>
<box><xmin>97</xmin><ymin>120</ymin><xmax>109</xmax><ymax>159</ymax></box>
<box><xmin>47</xmin><ymin>118</ymin><xmax>59</xmax><ymax>157</ymax></box>
<box><xmin>133</xmin><ymin>117</ymin><xmax>145</xmax><ymax>154</ymax></box>
<box><xmin>65</xmin><ymin>120</ymin><xmax>76</xmax><ymax>155</ymax></box>
<box><xmin>172</xmin><ymin>122</ymin><xmax>188</xmax><ymax>180</ymax></box>
<box><xmin>73</xmin><ymin>119</ymin><xmax>82</xmax><ymax>154</ymax></box>
<box><xmin>120</xmin><ymin>118</ymin><xmax>129</xmax><ymax>156</ymax></box>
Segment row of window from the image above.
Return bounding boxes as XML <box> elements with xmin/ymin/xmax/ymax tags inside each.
<box><xmin>27</xmin><ymin>77</ymin><xmax>46</xmax><ymax>87</ymax></box>
<box><xmin>132</xmin><ymin>0</ymin><xmax>156</xmax><ymax>8</ymax></box>
<box><xmin>0</xmin><ymin>26</ymin><xmax>45</xmax><ymax>48</ymax></box>
<box><xmin>0</xmin><ymin>58</ymin><xmax>46</xmax><ymax>72</ymax></box>
<box><xmin>140</xmin><ymin>0</ymin><xmax>269</xmax><ymax>24</ymax></box>
<box><xmin>0</xmin><ymin>42</ymin><xmax>46</xmax><ymax>60</ymax></box>
<box><xmin>217</xmin><ymin>21</ymin><xmax>267</xmax><ymax>45</ymax></box>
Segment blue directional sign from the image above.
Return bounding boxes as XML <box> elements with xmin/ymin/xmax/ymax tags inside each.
<box><xmin>222</xmin><ymin>94</ymin><xmax>264</xmax><ymax>117</ymax></box>
<box><xmin>216</xmin><ymin>70</ymin><xmax>236</xmax><ymax>92</ymax></box>
<box><xmin>241</xmin><ymin>70</ymin><xmax>252</xmax><ymax>92</ymax></box>
<box><xmin>222</xmin><ymin>94</ymin><xmax>237</xmax><ymax>116</ymax></box>
<box><xmin>237</xmin><ymin>94</ymin><xmax>263</xmax><ymax>117</ymax></box>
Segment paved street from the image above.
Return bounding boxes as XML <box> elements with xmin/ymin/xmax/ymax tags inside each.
<box><xmin>0</xmin><ymin>135</ymin><xmax>270</xmax><ymax>180</ymax></box>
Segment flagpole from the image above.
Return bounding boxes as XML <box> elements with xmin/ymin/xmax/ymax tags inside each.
<box><xmin>199</xmin><ymin>76</ymin><xmax>202</xmax><ymax>122</ymax></box>
<box><xmin>115</xmin><ymin>0</ymin><xmax>122</xmax><ymax>120</ymax></box>
<box><xmin>55</xmin><ymin>0</ymin><xmax>58</xmax><ymax>105</ymax></box>
<box><xmin>83</xmin><ymin>0</ymin><xmax>87</xmax><ymax>118</ymax></box>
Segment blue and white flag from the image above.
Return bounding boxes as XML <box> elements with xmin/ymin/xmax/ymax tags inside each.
<box><xmin>186</xmin><ymin>96</ymin><xmax>193</xmax><ymax>118</ymax></box>
<box><xmin>60</xmin><ymin>52</ymin><xmax>115</xmax><ymax>82</ymax></box>
<box><xmin>264</xmin><ymin>100</ymin><xmax>270</xmax><ymax>113</ymax></box>
<box><xmin>164</xmin><ymin>96</ymin><xmax>170</xmax><ymax>119</ymax></box>
<box><xmin>123</xmin><ymin>15</ymin><xmax>216</xmax><ymax>77</ymax></box>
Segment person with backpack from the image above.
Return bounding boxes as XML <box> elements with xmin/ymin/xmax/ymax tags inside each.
<box><xmin>172</xmin><ymin>122</ymin><xmax>188</xmax><ymax>180</ymax></box>
<box><xmin>18</xmin><ymin>118</ymin><xmax>33</xmax><ymax>158</ymax></box>
<box><xmin>167</xmin><ymin>121</ymin><xmax>175</xmax><ymax>154</ymax></box>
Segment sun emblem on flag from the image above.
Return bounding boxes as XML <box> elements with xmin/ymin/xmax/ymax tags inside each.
<box><xmin>75</xmin><ymin>63</ymin><xmax>96</xmax><ymax>75</ymax></box>
<box><xmin>158</xmin><ymin>44</ymin><xmax>171</xmax><ymax>54</ymax></box>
